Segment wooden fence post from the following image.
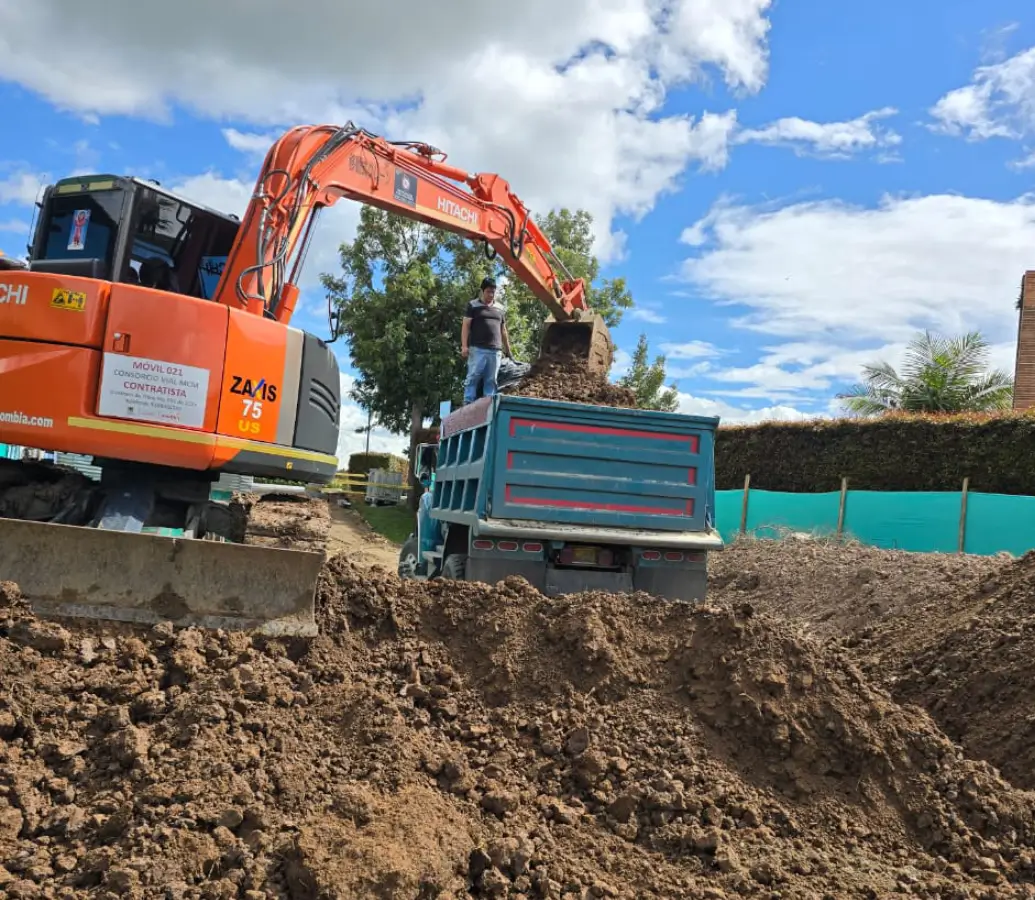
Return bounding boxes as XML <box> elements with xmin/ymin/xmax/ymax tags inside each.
<box><xmin>958</xmin><ymin>477</ymin><xmax>970</xmax><ymax>554</ymax></box>
<box><xmin>739</xmin><ymin>474</ymin><xmax>751</xmax><ymax>534</ymax></box>
<box><xmin>836</xmin><ymin>477</ymin><xmax>849</xmax><ymax>537</ymax></box>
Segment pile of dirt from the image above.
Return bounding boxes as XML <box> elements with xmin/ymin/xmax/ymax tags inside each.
<box><xmin>706</xmin><ymin>538</ymin><xmax>1035</xmax><ymax>794</ymax></box>
<box><xmin>706</xmin><ymin>538</ymin><xmax>1004</xmax><ymax>643</ymax></box>
<box><xmin>505</xmin><ymin>348</ymin><xmax>637</xmax><ymax>409</ymax></box>
<box><xmin>236</xmin><ymin>493</ymin><xmax>331</xmax><ymax>554</ymax></box>
<box><xmin>848</xmin><ymin>550</ymin><xmax>1035</xmax><ymax>792</ymax></box>
<box><xmin>5</xmin><ymin>559</ymin><xmax>1035</xmax><ymax>898</ymax></box>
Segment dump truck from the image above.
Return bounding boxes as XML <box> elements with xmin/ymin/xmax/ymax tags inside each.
<box><xmin>0</xmin><ymin>123</ymin><xmax>615</xmax><ymax>635</ymax></box>
<box><xmin>398</xmin><ymin>394</ymin><xmax>724</xmax><ymax>601</ymax></box>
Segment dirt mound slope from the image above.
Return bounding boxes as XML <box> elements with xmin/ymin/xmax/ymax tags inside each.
<box><xmin>505</xmin><ymin>348</ymin><xmax>637</xmax><ymax>409</ymax></box>
<box><xmin>707</xmin><ymin>537</ymin><xmax>1005</xmax><ymax>643</ymax></box>
<box><xmin>6</xmin><ymin>561</ymin><xmax>1035</xmax><ymax>898</ymax></box>
<box><xmin>707</xmin><ymin>538</ymin><xmax>1035</xmax><ymax>788</ymax></box>
<box><xmin>851</xmin><ymin>551</ymin><xmax>1035</xmax><ymax>791</ymax></box>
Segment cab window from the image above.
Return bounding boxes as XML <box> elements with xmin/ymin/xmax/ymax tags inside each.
<box><xmin>39</xmin><ymin>190</ymin><xmax>125</xmax><ymax>274</ymax></box>
<box><xmin>128</xmin><ymin>187</ymin><xmax>238</xmax><ymax>300</ymax></box>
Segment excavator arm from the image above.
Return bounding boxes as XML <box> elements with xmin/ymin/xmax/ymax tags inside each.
<box><xmin>213</xmin><ymin>123</ymin><xmax>598</xmax><ymax>338</ymax></box>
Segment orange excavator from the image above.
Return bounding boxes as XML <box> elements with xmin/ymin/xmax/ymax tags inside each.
<box><xmin>0</xmin><ymin>122</ymin><xmax>614</xmax><ymax>634</ymax></box>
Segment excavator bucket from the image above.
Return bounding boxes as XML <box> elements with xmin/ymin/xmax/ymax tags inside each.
<box><xmin>0</xmin><ymin>517</ymin><xmax>323</xmax><ymax>636</ymax></box>
<box><xmin>539</xmin><ymin>312</ymin><xmax>615</xmax><ymax>376</ymax></box>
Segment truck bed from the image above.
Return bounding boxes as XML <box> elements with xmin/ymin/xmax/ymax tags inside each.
<box><xmin>434</xmin><ymin>395</ymin><xmax>717</xmax><ymax>534</ymax></box>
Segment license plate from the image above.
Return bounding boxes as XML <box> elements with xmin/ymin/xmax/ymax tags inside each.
<box><xmin>572</xmin><ymin>546</ymin><xmax>597</xmax><ymax>564</ymax></box>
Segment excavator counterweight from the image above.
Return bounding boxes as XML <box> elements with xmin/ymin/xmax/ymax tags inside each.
<box><xmin>0</xmin><ymin>124</ymin><xmax>616</xmax><ymax>635</ymax></box>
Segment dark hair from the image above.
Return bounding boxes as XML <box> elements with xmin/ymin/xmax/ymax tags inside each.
<box><xmin>480</xmin><ymin>277</ymin><xmax>496</xmax><ymax>290</ymax></box>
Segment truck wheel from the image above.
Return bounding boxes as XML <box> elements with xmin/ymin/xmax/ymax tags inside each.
<box><xmin>441</xmin><ymin>553</ymin><xmax>467</xmax><ymax>581</ymax></box>
<box><xmin>398</xmin><ymin>536</ymin><xmax>419</xmax><ymax>579</ymax></box>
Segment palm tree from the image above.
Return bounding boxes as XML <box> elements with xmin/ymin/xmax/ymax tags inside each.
<box><xmin>837</xmin><ymin>330</ymin><xmax>1014</xmax><ymax>416</ymax></box>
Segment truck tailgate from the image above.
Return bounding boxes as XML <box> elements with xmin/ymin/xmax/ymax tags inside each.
<box><xmin>488</xmin><ymin>396</ymin><xmax>716</xmax><ymax>532</ymax></box>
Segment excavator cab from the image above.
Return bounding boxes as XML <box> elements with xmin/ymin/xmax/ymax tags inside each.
<box><xmin>27</xmin><ymin>174</ymin><xmax>240</xmax><ymax>297</ymax></box>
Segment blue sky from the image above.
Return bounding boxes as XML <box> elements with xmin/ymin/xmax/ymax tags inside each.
<box><xmin>2</xmin><ymin>0</ymin><xmax>1034</xmax><ymax>459</ymax></box>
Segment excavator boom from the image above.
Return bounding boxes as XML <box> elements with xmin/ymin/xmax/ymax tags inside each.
<box><xmin>216</xmin><ymin>123</ymin><xmax>613</xmax><ymax>371</ymax></box>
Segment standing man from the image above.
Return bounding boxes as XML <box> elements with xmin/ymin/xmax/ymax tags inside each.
<box><xmin>461</xmin><ymin>276</ymin><xmax>513</xmax><ymax>405</ymax></box>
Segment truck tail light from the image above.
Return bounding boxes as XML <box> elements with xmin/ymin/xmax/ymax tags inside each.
<box><xmin>522</xmin><ymin>542</ymin><xmax>543</xmax><ymax>553</ymax></box>
<box><xmin>641</xmin><ymin>550</ymin><xmax>661</xmax><ymax>561</ymax></box>
<box><xmin>498</xmin><ymin>540</ymin><xmax>519</xmax><ymax>552</ymax></box>
<box><xmin>664</xmin><ymin>551</ymin><xmax>684</xmax><ymax>562</ymax></box>
<box><xmin>472</xmin><ymin>539</ymin><xmax>494</xmax><ymax>550</ymax></box>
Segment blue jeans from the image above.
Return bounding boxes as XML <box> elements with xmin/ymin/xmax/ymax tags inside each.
<box><xmin>464</xmin><ymin>346</ymin><xmax>502</xmax><ymax>404</ymax></box>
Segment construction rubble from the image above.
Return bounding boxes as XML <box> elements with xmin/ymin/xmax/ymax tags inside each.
<box><xmin>3</xmin><ymin>537</ymin><xmax>1035</xmax><ymax>898</ymax></box>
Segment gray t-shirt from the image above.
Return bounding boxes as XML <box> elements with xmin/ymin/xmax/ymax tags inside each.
<box><xmin>465</xmin><ymin>299</ymin><xmax>504</xmax><ymax>350</ymax></box>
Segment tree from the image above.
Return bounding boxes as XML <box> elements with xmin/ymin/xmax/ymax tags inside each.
<box><xmin>496</xmin><ymin>209</ymin><xmax>634</xmax><ymax>361</ymax></box>
<box><xmin>618</xmin><ymin>334</ymin><xmax>679</xmax><ymax>411</ymax></box>
<box><xmin>837</xmin><ymin>330</ymin><xmax>1014</xmax><ymax>416</ymax></box>
<box><xmin>322</xmin><ymin>206</ymin><xmax>492</xmax><ymax>507</ymax></box>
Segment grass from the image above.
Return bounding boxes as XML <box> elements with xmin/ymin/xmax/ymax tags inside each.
<box><xmin>354</xmin><ymin>501</ymin><xmax>414</xmax><ymax>545</ymax></box>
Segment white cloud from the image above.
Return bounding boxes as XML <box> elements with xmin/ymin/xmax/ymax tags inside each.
<box><xmin>1010</xmin><ymin>149</ymin><xmax>1035</xmax><ymax>169</ymax></box>
<box><xmin>676</xmin><ymin>392</ymin><xmax>816</xmax><ymax>424</ymax></box>
<box><xmin>0</xmin><ymin>0</ymin><xmax>774</xmax><ymax>262</ymax></box>
<box><xmin>661</xmin><ymin>340</ymin><xmax>722</xmax><ymax>359</ymax></box>
<box><xmin>630</xmin><ymin>307</ymin><xmax>667</xmax><ymax>324</ymax></box>
<box><xmin>221</xmin><ymin>129</ymin><xmax>277</xmax><ymax>157</ymax></box>
<box><xmin>929</xmin><ymin>45</ymin><xmax>1035</xmax><ymax>140</ymax></box>
<box><xmin>0</xmin><ymin>171</ymin><xmax>46</xmax><ymax>206</ymax></box>
<box><xmin>734</xmin><ymin>107</ymin><xmax>901</xmax><ymax>158</ymax></box>
<box><xmin>676</xmin><ymin>192</ymin><xmax>1035</xmax><ymax>399</ymax></box>
<box><xmin>680</xmin><ymin>192</ymin><xmax>1035</xmax><ymax>343</ymax></box>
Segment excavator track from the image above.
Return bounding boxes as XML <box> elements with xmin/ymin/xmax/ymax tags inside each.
<box><xmin>0</xmin><ymin>461</ymin><xmax>325</xmax><ymax>636</ymax></box>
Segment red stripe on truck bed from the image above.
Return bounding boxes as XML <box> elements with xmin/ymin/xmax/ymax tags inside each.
<box><xmin>505</xmin><ymin>486</ymin><xmax>693</xmax><ymax>517</ymax></box>
<box><xmin>509</xmin><ymin>418</ymin><xmax>700</xmax><ymax>452</ymax></box>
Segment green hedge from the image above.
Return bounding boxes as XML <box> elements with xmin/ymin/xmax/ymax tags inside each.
<box><xmin>714</xmin><ymin>412</ymin><xmax>1035</xmax><ymax>495</ymax></box>
<box><xmin>347</xmin><ymin>452</ymin><xmax>409</xmax><ymax>477</ymax></box>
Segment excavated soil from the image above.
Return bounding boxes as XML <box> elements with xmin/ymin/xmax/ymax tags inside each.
<box><xmin>706</xmin><ymin>539</ymin><xmax>1005</xmax><ymax>644</ymax></box>
<box><xmin>849</xmin><ymin>551</ymin><xmax>1035</xmax><ymax>792</ymax></box>
<box><xmin>506</xmin><ymin>349</ymin><xmax>637</xmax><ymax>409</ymax></box>
<box><xmin>708</xmin><ymin>539</ymin><xmax>1035</xmax><ymax>794</ymax></box>
<box><xmin>5</xmin><ymin>548</ymin><xmax>1035</xmax><ymax>898</ymax></box>
<box><xmin>237</xmin><ymin>494</ymin><xmax>332</xmax><ymax>555</ymax></box>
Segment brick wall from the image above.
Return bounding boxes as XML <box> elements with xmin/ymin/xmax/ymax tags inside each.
<box><xmin>1014</xmin><ymin>271</ymin><xmax>1035</xmax><ymax>410</ymax></box>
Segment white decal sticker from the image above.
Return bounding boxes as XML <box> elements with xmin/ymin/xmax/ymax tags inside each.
<box><xmin>98</xmin><ymin>353</ymin><xmax>210</xmax><ymax>428</ymax></box>
<box><xmin>68</xmin><ymin>209</ymin><xmax>91</xmax><ymax>251</ymax></box>
<box><xmin>0</xmin><ymin>411</ymin><xmax>53</xmax><ymax>428</ymax></box>
<box><xmin>0</xmin><ymin>282</ymin><xmax>27</xmax><ymax>305</ymax></box>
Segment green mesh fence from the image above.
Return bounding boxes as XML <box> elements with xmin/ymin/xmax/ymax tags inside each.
<box><xmin>714</xmin><ymin>488</ymin><xmax>1035</xmax><ymax>556</ymax></box>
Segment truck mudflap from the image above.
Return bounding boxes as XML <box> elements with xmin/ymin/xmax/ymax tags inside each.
<box><xmin>0</xmin><ymin>518</ymin><xmax>322</xmax><ymax>636</ymax></box>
